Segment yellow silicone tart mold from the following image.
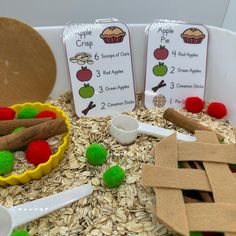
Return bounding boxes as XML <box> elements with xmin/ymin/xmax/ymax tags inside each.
<box><xmin>0</xmin><ymin>102</ymin><xmax>70</xmax><ymax>186</ymax></box>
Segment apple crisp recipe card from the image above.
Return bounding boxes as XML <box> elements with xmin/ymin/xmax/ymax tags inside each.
<box><xmin>144</xmin><ymin>20</ymin><xmax>208</xmax><ymax>109</ymax></box>
<box><xmin>63</xmin><ymin>19</ymin><xmax>135</xmax><ymax>116</ymax></box>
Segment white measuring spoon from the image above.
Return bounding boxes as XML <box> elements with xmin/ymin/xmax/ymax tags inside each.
<box><xmin>0</xmin><ymin>184</ymin><xmax>93</xmax><ymax>236</ymax></box>
<box><xmin>110</xmin><ymin>114</ymin><xmax>196</xmax><ymax>145</ymax></box>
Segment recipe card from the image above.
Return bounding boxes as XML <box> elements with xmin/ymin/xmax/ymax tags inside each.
<box><xmin>63</xmin><ymin>19</ymin><xmax>135</xmax><ymax>117</ymax></box>
<box><xmin>144</xmin><ymin>20</ymin><xmax>208</xmax><ymax>109</ymax></box>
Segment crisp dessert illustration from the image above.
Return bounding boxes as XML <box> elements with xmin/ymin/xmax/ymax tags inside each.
<box><xmin>181</xmin><ymin>28</ymin><xmax>205</xmax><ymax>44</ymax></box>
<box><xmin>100</xmin><ymin>26</ymin><xmax>126</xmax><ymax>43</ymax></box>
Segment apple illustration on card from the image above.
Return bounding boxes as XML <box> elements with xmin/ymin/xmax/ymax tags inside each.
<box><xmin>153</xmin><ymin>63</ymin><xmax>168</xmax><ymax>76</ymax></box>
<box><xmin>79</xmin><ymin>84</ymin><xmax>95</xmax><ymax>99</ymax></box>
<box><xmin>76</xmin><ymin>67</ymin><xmax>92</xmax><ymax>82</ymax></box>
<box><xmin>154</xmin><ymin>46</ymin><xmax>169</xmax><ymax>60</ymax></box>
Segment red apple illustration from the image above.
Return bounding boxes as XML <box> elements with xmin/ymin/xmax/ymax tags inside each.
<box><xmin>79</xmin><ymin>84</ymin><xmax>95</xmax><ymax>99</ymax></box>
<box><xmin>76</xmin><ymin>67</ymin><xmax>92</xmax><ymax>82</ymax></box>
<box><xmin>154</xmin><ymin>46</ymin><xmax>169</xmax><ymax>60</ymax></box>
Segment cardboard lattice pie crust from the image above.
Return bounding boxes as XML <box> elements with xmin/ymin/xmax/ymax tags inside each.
<box><xmin>142</xmin><ymin>130</ymin><xmax>236</xmax><ymax>236</ymax></box>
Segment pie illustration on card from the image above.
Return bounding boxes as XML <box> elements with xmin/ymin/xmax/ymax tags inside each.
<box><xmin>100</xmin><ymin>26</ymin><xmax>126</xmax><ymax>44</ymax></box>
<box><xmin>153</xmin><ymin>94</ymin><xmax>167</xmax><ymax>108</ymax></box>
<box><xmin>181</xmin><ymin>28</ymin><xmax>205</xmax><ymax>44</ymax></box>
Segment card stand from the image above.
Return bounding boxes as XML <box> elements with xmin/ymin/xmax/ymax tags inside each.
<box><xmin>63</xmin><ymin>19</ymin><xmax>136</xmax><ymax>117</ymax></box>
<box><xmin>144</xmin><ymin>21</ymin><xmax>208</xmax><ymax>110</ymax></box>
<box><xmin>142</xmin><ymin>130</ymin><xmax>236</xmax><ymax>235</ymax></box>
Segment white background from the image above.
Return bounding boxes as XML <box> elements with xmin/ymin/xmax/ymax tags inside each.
<box><xmin>1</xmin><ymin>0</ymin><xmax>236</xmax><ymax>124</ymax></box>
<box><xmin>0</xmin><ymin>0</ymin><xmax>233</xmax><ymax>29</ymax></box>
<box><xmin>222</xmin><ymin>0</ymin><xmax>236</xmax><ymax>32</ymax></box>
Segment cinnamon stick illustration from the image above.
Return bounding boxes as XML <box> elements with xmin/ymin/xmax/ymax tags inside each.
<box><xmin>0</xmin><ymin>118</ymin><xmax>51</xmax><ymax>135</ymax></box>
<box><xmin>163</xmin><ymin>108</ymin><xmax>224</xmax><ymax>141</ymax></box>
<box><xmin>152</xmin><ymin>80</ymin><xmax>166</xmax><ymax>92</ymax></box>
<box><xmin>82</xmin><ymin>101</ymin><xmax>96</xmax><ymax>115</ymax></box>
<box><xmin>0</xmin><ymin>118</ymin><xmax>68</xmax><ymax>151</ymax></box>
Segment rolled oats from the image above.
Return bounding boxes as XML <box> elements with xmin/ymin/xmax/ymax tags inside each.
<box><xmin>0</xmin><ymin>92</ymin><xmax>234</xmax><ymax>235</ymax></box>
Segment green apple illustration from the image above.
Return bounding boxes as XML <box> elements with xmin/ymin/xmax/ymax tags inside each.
<box><xmin>153</xmin><ymin>62</ymin><xmax>168</xmax><ymax>76</ymax></box>
<box><xmin>79</xmin><ymin>84</ymin><xmax>95</xmax><ymax>99</ymax></box>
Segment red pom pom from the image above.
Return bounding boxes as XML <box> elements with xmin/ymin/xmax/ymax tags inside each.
<box><xmin>25</xmin><ymin>140</ymin><xmax>52</xmax><ymax>165</ymax></box>
<box><xmin>203</xmin><ymin>232</ymin><xmax>218</xmax><ymax>236</ymax></box>
<box><xmin>185</xmin><ymin>97</ymin><xmax>204</xmax><ymax>113</ymax></box>
<box><xmin>207</xmin><ymin>102</ymin><xmax>227</xmax><ymax>119</ymax></box>
<box><xmin>36</xmin><ymin>111</ymin><xmax>57</xmax><ymax>119</ymax></box>
<box><xmin>0</xmin><ymin>107</ymin><xmax>16</xmax><ymax>120</ymax></box>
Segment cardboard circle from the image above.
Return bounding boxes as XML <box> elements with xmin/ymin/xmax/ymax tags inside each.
<box><xmin>0</xmin><ymin>17</ymin><xmax>56</xmax><ymax>106</ymax></box>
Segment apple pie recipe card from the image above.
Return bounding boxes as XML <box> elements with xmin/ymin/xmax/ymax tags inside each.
<box><xmin>63</xmin><ymin>19</ymin><xmax>136</xmax><ymax>116</ymax></box>
<box><xmin>144</xmin><ymin>20</ymin><xmax>208</xmax><ymax>109</ymax></box>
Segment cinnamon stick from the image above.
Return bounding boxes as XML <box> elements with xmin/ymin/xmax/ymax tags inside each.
<box><xmin>184</xmin><ymin>196</ymin><xmax>201</xmax><ymax>203</ymax></box>
<box><xmin>181</xmin><ymin>161</ymin><xmax>213</xmax><ymax>202</ymax></box>
<box><xmin>0</xmin><ymin>118</ymin><xmax>68</xmax><ymax>151</ymax></box>
<box><xmin>0</xmin><ymin>118</ymin><xmax>51</xmax><ymax>135</ymax></box>
<box><xmin>163</xmin><ymin>108</ymin><xmax>224</xmax><ymax>141</ymax></box>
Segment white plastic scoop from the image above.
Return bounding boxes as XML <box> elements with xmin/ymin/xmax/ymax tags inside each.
<box><xmin>110</xmin><ymin>114</ymin><xmax>196</xmax><ymax>145</ymax></box>
<box><xmin>0</xmin><ymin>183</ymin><xmax>93</xmax><ymax>236</ymax></box>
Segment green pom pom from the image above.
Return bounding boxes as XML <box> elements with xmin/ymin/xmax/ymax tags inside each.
<box><xmin>11</xmin><ymin>230</ymin><xmax>29</xmax><ymax>236</ymax></box>
<box><xmin>178</xmin><ymin>162</ymin><xmax>183</xmax><ymax>168</ymax></box>
<box><xmin>17</xmin><ymin>107</ymin><xmax>39</xmax><ymax>119</ymax></box>
<box><xmin>219</xmin><ymin>139</ymin><xmax>225</xmax><ymax>144</ymax></box>
<box><xmin>229</xmin><ymin>164</ymin><xmax>236</xmax><ymax>171</ymax></box>
<box><xmin>12</xmin><ymin>127</ymin><xmax>26</xmax><ymax>134</ymax></box>
<box><xmin>103</xmin><ymin>165</ymin><xmax>125</xmax><ymax>188</ymax></box>
<box><xmin>12</xmin><ymin>127</ymin><xmax>27</xmax><ymax>151</ymax></box>
<box><xmin>190</xmin><ymin>232</ymin><xmax>203</xmax><ymax>236</ymax></box>
<box><xmin>86</xmin><ymin>143</ymin><xmax>108</xmax><ymax>166</ymax></box>
<box><xmin>0</xmin><ymin>151</ymin><xmax>14</xmax><ymax>175</ymax></box>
